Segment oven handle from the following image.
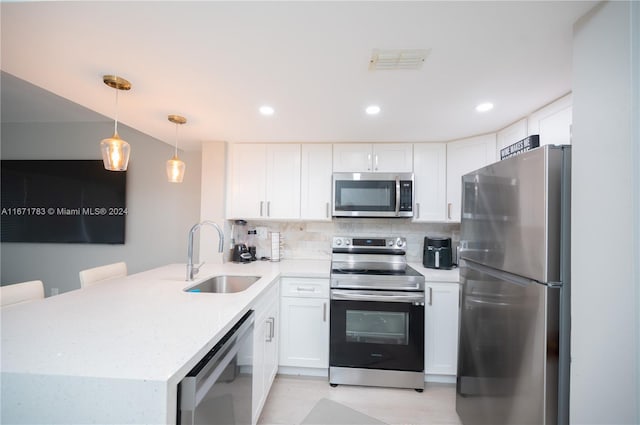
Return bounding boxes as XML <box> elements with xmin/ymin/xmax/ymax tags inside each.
<box><xmin>331</xmin><ymin>290</ymin><xmax>424</xmax><ymax>304</ymax></box>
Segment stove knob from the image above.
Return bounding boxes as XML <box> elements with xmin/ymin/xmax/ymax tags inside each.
<box><xmin>396</xmin><ymin>239</ymin><xmax>405</xmax><ymax>248</ymax></box>
<box><xmin>345</xmin><ymin>240</ymin><xmax>351</xmax><ymax>246</ymax></box>
<box><xmin>388</xmin><ymin>240</ymin><xmax>394</xmax><ymax>247</ymax></box>
<box><xmin>335</xmin><ymin>239</ymin><xmax>342</xmax><ymax>246</ymax></box>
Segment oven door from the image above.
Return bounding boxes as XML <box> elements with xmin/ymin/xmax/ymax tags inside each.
<box><xmin>330</xmin><ymin>290</ymin><xmax>424</xmax><ymax>372</ymax></box>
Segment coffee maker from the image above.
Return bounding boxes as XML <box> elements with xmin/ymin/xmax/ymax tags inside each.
<box><xmin>423</xmin><ymin>237</ymin><xmax>453</xmax><ymax>269</ymax></box>
<box><xmin>231</xmin><ymin>220</ymin><xmax>253</xmax><ymax>263</ymax></box>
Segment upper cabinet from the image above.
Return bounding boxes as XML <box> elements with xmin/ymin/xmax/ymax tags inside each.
<box><xmin>528</xmin><ymin>93</ymin><xmax>572</xmax><ymax>146</ymax></box>
<box><xmin>446</xmin><ymin>134</ymin><xmax>496</xmax><ymax>222</ymax></box>
<box><xmin>227</xmin><ymin>143</ymin><xmax>301</xmax><ymax>220</ymax></box>
<box><xmin>333</xmin><ymin>143</ymin><xmax>413</xmax><ymax>172</ymax></box>
<box><xmin>300</xmin><ymin>144</ymin><xmax>333</xmax><ymax>221</ymax></box>
<box><xmin>496</xmin><ymin>118</ymin><xmax>528</xmax><ymax>158</ymax></box>
<box><xmin>413</xmin><ymin>143</ymin><xmax>447</xmax><ymax>221</ymax></box>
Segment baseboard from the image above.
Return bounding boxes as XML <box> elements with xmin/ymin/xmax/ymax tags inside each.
<box><xmin>278</xmin><ymin>366</ymin><xmax>329</xmax><ymax>378</ymax></box>
<box><xmin>425</xmin><ymin>374</ymin><xmax>456</xmax><ymax>384</ymax></box>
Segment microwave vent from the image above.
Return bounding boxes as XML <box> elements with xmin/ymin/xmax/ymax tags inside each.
<box><xmin>369</xmin><ymin>48</ymin><xmax>430</xmax><ymax>71</ymax></box>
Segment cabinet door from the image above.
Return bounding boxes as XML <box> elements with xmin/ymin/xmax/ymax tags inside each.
<box><xmin>263</xmin><ymin>296</ymin><xmax>279</xmax><ymax>394</ymax></box>
<box><xmin>252</xmin><ymin>284</ymin><xmax>279</xmax><ymax>425</ymax></box>
<box><xmin>373</xmin><ymin>143</ymin><xmax>413</xmax><ymax>172</ymax></box>
<box><xmin>496</xmin><ymin>119</ymin><xmax>528</xmax><ymax>159</ymax></box>
<box><xmin>279</xmin><ymin>297</ymin><xmax>329</xmax><ymax>368</ymax></box>
<box><xmin>528</xmin><ymin>93</ymin><xmax>572</xmax><ymax>146</ymax></box>
<box><xmin>446</xmin><ymin>134</ymin><xmax>496</xmax><ymax>222</ymax></box>
<box><xmin>425</xmin><ymin>283</ymin><xmax>460</xmax><ymax>376</ymax></box>
<box><xmin>227</xmin><ymin>144</ymin><xmax>267</xmax><ymax>219</ymax></box>
<box><xmin>301</xmin><ymin>144</ymin><xmax>333</xmax><ymax>220</ymax></box>
<box><xmin>332</xmin><ymin>143</ymin><xmax>372</xmax><ymax>172</ymax></box>
<box><xmin>413</xmin><ymin>143</ymin><xmax>446</xmax><ymax>221</ymax></box>
<box><xmin>265</xmin><ymin>144</ymin><xmax>301</xmax><ymax>219</ymax></box>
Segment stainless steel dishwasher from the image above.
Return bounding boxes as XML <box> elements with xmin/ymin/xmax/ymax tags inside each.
<box><xmin>178</xmin><ymin>310</ymin><xmax>254</xmax><ymax>425</ymax></box>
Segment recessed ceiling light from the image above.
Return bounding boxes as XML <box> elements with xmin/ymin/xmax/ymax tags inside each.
<box><xmin>476</xmin><ymin>102</ymin><xmax>494</xmax><ymax>112</ymax></box>
<box><xmin>365</xmin><ymin>105</ymin><xmax>381</xmax><ymax>115</ymax></box>
<box><xmin>259</xmin><ymin>105</ymin><xmax>275</xmax><ymax>116</ymax></box>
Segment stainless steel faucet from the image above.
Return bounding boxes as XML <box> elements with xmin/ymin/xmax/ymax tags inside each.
<box><xmin>187</xmin><ymin>220</ymin><xmax>224</xmax><ymax>281</ymax></box>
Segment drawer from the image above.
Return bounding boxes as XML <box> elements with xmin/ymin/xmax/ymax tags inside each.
<box><xmin>280</xmin><ymin>278</ymin><xmax>329</xmax><ymax>298</ymax></box>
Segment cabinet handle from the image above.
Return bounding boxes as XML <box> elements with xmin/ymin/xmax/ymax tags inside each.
<box><xmin>447</xmin><ymin>203</ymin><xmax>452</xmax><ymax>220</ymax></box>
<box><xmin>323</xmin><ymin>302</ymin><xmax>327</xmax><ymax>322</ymax></box>
<box><xmin>374</xmin><ymin>154</ymin><xmax>379</xmax><ymax>171</ymax></box>
<box><xmin>296</xmin><ymin>286</ymin><xmax>315</xmax><ymax>292</ymax></box>
<box><xmin>326</xmin><ymin>202</ymin><xmax>330</xmax><ymax>218</ymax></box>
<box><xmin>428</xmin><ymin>287</ymin><xmax>433</xmax><ymax>306</ymax></box>
<box><xmin>266</xmin><ymin>317</ymin><xmax>275</xmax><ymax>342</ymax></box>
<box><xmin>260</xmin><ymin>201</ymin><xmax>264</xmax><ymax>217</ymax></box>
<box><xmin>367</xmin><ymin>154</ymin><xmax>372</xmax><ymax>171</ymax></box>
<box><xmin>267</xmin><ymin>201</ymin><xmax>271</xmax><ymax>217</ymax></box>
<box><xmin>416</xmin><ymin>203</ymin><xmax>421</xmax><ymax>219</ymax></box>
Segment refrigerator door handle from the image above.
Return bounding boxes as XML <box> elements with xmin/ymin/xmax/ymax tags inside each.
<box><xmin>464</xmin><ymin>259</ymin><xmax>541</xmax><ymax>287</ymax></box>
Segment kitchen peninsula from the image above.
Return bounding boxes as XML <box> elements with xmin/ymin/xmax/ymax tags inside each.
<box><xmin>0</xmin><ymin>260</ymin><xmax>329</xmax><ymax>424</ymax></box>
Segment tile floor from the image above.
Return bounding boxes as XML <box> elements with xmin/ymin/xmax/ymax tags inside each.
<box><xmin>258</xmin><ymin>375</ymin><xmax>462</xmax><ymax>425</ymax></box>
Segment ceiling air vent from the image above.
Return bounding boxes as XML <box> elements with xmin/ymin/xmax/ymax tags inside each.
<box><xmin>369</xmin><ymin>48</ymin><xmax>430</xmax><ymax>71</ymax></box>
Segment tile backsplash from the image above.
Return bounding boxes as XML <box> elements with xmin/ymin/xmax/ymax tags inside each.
<box><xmin>235</xmin><ymin>219</ymin><xmax>460</xmax><ymax>263</ymax></box>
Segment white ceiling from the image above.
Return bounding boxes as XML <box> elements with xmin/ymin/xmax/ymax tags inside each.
<box><xmin>1</xmin><ymin>1</ymin><xmax>596</xmax><ymax>151</ymax></box>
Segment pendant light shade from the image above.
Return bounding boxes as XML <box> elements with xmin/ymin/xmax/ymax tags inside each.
<box><xmin>167</xmin><ymin>114</ymin><xmax>187</xmax><ymax>183</ymax></box>
<box><xmin>101</xmin><ymin>75</ymin><xmax>131</xmax><ymax>171</ymax></box>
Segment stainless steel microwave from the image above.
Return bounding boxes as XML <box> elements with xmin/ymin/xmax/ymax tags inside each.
<box><xmin>332</xmin><ymin>172</ymin><xmax>414</xmax><ymax>218</ymax></box>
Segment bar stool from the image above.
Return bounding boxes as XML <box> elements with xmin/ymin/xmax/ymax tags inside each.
<box><xmin>79</xmin><ymin>262</ymin><xmax>127</xmax><ymax>288</ymax></box>
<box><xmin>0</xmin><ymin>280</ymin><xmax>45</xmax><ymax>307</ymax></box>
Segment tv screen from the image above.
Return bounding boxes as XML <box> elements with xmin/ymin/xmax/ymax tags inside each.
<box><xmin>1</xmin><ymin>160</ymin><xmax>126</xmax><ymax>244</ymax></box>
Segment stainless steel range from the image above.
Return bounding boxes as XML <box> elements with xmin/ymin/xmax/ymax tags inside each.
<box><xmin>329</xmin><ymin>236</ymin><xmax>426</xmax><ymax>391</ymax></box>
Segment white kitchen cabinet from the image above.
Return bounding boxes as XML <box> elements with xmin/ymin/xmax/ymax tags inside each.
<box><xmin>413</xmin><ymin>143</ymin><xmax>447</xmax><ymax>221</ymax></box>
<box><xmin>425</xmin><ymin>283</ymin><xmax>460</xmax><ymax>377</ymax></box>
<box><xmin>528</xmin><ymin>93</ymin><xmax>572</xmax><ymax>146</ymax></box>
<box><xmin>300</xmin><ymin>144</ymin><xmax>333</xmax><ymax>221</ymax></box>
<box><xmin>279</xmin><ymin>278</ymin><xmax>329</xmax><ymax>370</ymax></box>
<box><xmin>252</xmin><ymin>283</ymin><xmax>279</xmax><ymax>424</ymax></box>
<box><xmin>227</xmin><ymin>143</ymin><xmax>301</xmax><ymax>220</ymax></box>
<box><xmin>333</xmin><ymin>143</ymin><xmax>413</xmax><ymax>172</ymax></box>
<box><xmin>446</xmin><ymin>134</ymin><xmax>496</xmax><ymax>222</ymax></box>
<box><xmin>496</xmin><ymin>118</ymin><xmax>528</xmax><ymax>158</ymax></box>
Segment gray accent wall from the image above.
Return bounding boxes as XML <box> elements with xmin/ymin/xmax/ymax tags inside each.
<box><xmin>1</xmin><ymin>112</ymin><xmax>202</xmax><ymax>295</ymax></box>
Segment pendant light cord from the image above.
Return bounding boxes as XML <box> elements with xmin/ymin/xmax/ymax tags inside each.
<box><xmin>114</xmin><ymin>84</ymin><xmax>119</xmax><ymax>135</ymax></box>
<box><xmin>174</xmin><ymin>123</ymin><xmax>179</xmax><ymax>157</ymax></box>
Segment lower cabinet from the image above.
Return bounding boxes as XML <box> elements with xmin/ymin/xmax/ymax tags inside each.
<box><xmin>425</xmin><ymin>283</ymin><xmax>460</xmax><ymax>378</ymax></box>
<box><xmin>279</xmin><ymin>277</ymin><xmax>329</xmax><ymax>370</ymax></box>
<box><xmin>252</xmin><ymin>283</ymin><xmax>279</xmax><ymax>424</ymax></box>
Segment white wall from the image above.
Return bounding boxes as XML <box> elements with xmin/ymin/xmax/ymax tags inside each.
<box><xmin>1</xmin><ymin>120</ymin><xmax>202</xmax><ymax>295</ymax></box>
<box><xmin>571</xmin><ymin>2</ymin><xmax>639</xmax><ymax>423</ymax></box>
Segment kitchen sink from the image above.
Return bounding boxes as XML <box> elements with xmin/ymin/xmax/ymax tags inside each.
<box><xmin>184</xmin><ymin>275</ymin><xmax>261</xmax><ymax>294</ymax></box>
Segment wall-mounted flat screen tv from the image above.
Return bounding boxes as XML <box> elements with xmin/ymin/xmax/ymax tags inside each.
<box><xmin>1</xmin><ymin>160</ymin><xmax>126</xmax><ymax>244</ymax></box>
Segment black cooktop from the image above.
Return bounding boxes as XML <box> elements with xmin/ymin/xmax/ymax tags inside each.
<box><xmin>330</xmin><ymin>265</ymin><xmax>423</xmax><ymax>277</ymax></box>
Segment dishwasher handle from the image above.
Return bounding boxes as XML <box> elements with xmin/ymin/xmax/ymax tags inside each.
<box><xmin>180</xmin><ymin>310</ymin><xmax>254</xmax><ymax>411</ymax></box>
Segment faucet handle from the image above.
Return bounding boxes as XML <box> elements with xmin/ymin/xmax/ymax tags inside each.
<box><xmin>193</xmin><ymin>261</ymin><xmax>205</xmax><ymax>274</ymax></box>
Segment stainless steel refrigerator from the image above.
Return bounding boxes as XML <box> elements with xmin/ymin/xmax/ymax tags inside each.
<box><xmin>456</xmin><ymin>145</ymin><xmax>571</xmax><ymax>425</ymax></box>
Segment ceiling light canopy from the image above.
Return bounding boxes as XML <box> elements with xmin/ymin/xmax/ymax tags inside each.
<box><xmin>476</xmin><ymin>102</ymin><xmax>494</xmax><ymax>112</ymax></box>
<box><xmin>167</xmin><ymin>114</ymin><xmax>186</xmax><ymax>183</ymax></box>
<box><xmin>100</xmin><ymin>75</ymin><xmax>131</xmax><ymax>172</ymax></box>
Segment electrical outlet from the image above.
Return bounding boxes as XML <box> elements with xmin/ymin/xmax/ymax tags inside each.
<box><xmin>51</xmin><ymin>288</ymin><xmax>59</xmax><ymax>296</ymax></box>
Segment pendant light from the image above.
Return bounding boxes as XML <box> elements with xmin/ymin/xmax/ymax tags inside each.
<box><xmin>166</xmin><ymin>114</ymin><xmax>187</xmax><ymax>183</ymax></box>
<box><xmin>100</xmin><ymin>75</ymin><xmax>132</xmax><ymax>171</ymax></box>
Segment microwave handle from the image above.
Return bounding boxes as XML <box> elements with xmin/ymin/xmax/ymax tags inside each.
<box><xmin>395</xmin><ymin>176</ymin><xmax>401</xmax><ymax>216</ymax></box>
